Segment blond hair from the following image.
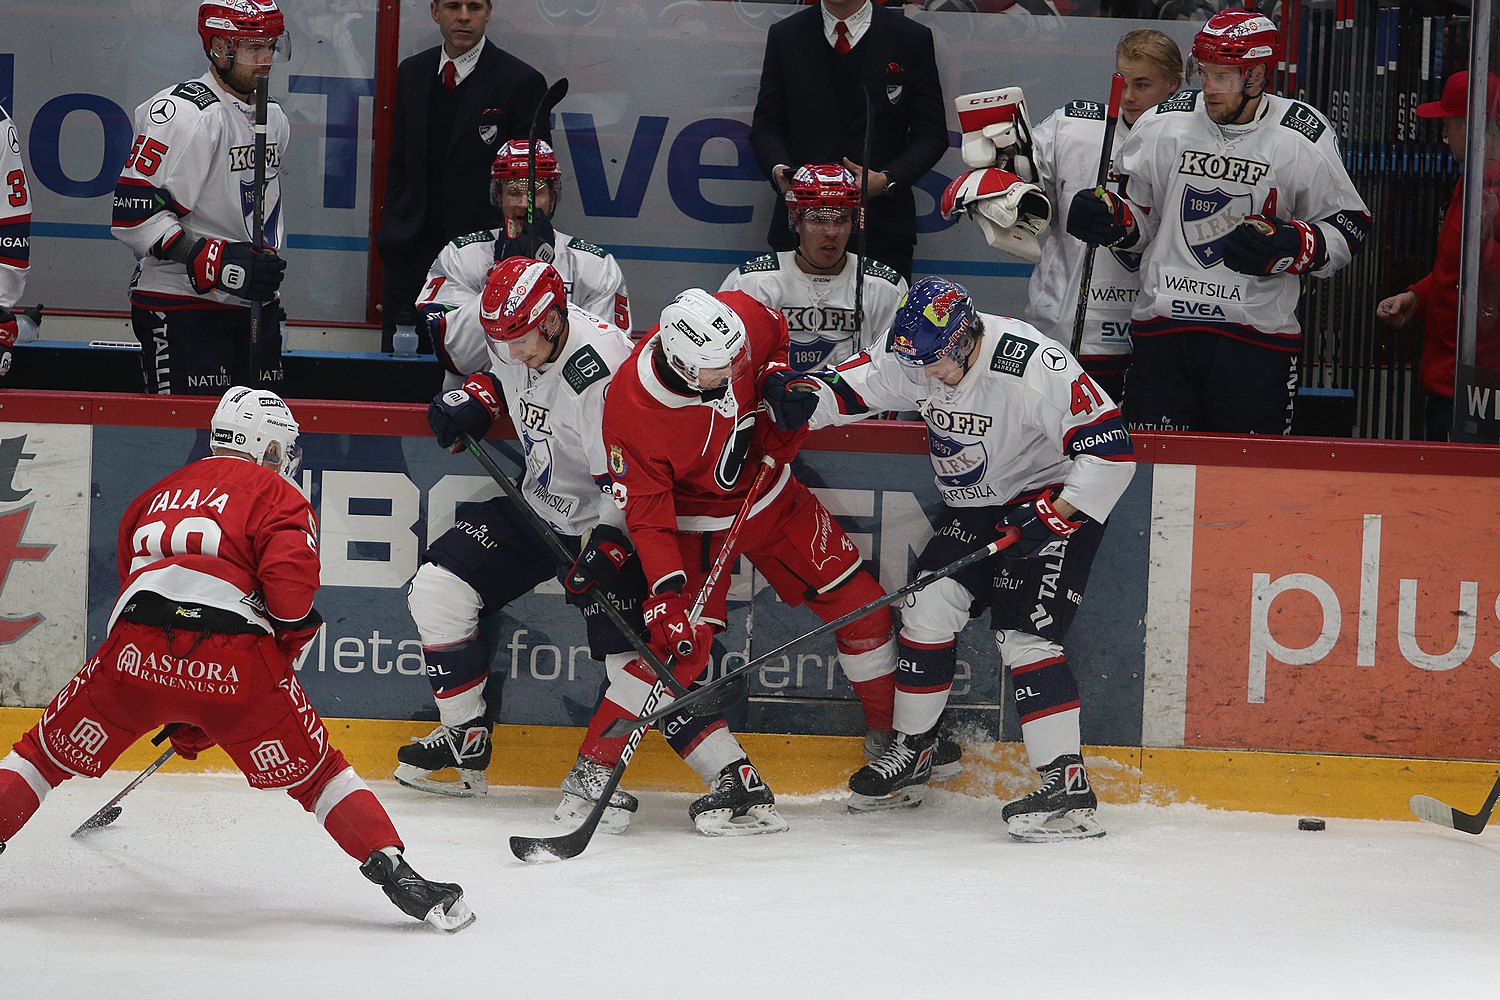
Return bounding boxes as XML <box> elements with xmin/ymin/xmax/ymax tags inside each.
<box><xmin>1116</xmin><ymin>29</ymin><xmax>1185</xmax><ymax>85</ymax></box>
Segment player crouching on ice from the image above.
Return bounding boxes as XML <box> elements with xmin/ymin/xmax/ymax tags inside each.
<box><xmin>761</xmin><ymin>278</ymin><xmax>1135</xmax><ymax>839</ymax></box>
<box><xmin>0</xmin><ymin>387</ymin><xmax>473</xmax><ymax>931</ymax></box>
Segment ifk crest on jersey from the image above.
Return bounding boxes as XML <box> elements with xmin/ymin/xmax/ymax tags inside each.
<box><xmin>239</xmin><ymin>178</ymin><xmax>281</xmax><ymax>243</ymax></box>
<box><xmin>1181</xmin><ymin>185</ymin><xmax>1252</xmax><ymax>268</ymax></box>
<box><xmin>928</xmin><ymin>431</ymin><xmax>987</xmax><ymax>489</ymax></box>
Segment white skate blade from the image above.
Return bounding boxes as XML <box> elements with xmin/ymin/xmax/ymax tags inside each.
<box><xmin>423</xmin><ymin>896</ymin><xmax>477</xmax><ymax>933</ymax></box>
<box><xmin>846</xmin><ymin>786</ymin><xmax>926</xmax><ymax>813</ymax></box>
<box><xmin>1005</xmin><ymin>808</ymin><xmax>1106</xmax><ymax>843</ymax></box>
<box><xmin>930</xmin><ymin>760</ymin><xmax>964</xmax><ymax>783</ymax></box>
<box><xmin>393</xmin><ymin>764</ymin><xmax>487</xmax><ymax>797</ymax></box>
<box><xmin>553</xmin><ymin>793</ymin><xmax>631</xmax><ymax>835</ymax></box>
<box><xmin>693</xmin><ymin>804</ymin><xmax>790</xmax><ymax>837</ymax></box>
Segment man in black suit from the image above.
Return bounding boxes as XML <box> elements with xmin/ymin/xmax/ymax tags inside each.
<box><xmin>376</xmin><ymin>0</ymin><xmax>549</xmax><ymax>351</ymax></box>
<box><xmin>750</xmin><ymin>0</ymin><xmax>949</xmax><ymax>282</ymax></box>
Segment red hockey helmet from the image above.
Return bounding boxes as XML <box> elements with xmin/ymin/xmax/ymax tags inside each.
<box><xmin>492</xmin><ymin>139</ymin><xmax>561</xmax><ymax>182</ymax></box>
<box><xmin>480</xmin><ymin>257</ymin><xmax>567</xmax><ymax>343</ymax></box>
<box><xmin>1191</xmin><ymin>10</ymin><xmax>1278</xmax><ymax>74</ymax></box>
<box><xmin>198</xmin><ymin>1</ymin><xmax>288</xmax><ymax>61</ymax></box>
<box><xmin>785</xmin><ymin>163</ymin><xmax>862</xmax><ymax>229</ymax></box>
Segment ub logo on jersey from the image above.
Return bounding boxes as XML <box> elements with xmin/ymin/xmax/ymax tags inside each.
<box><xmin>1181</xmin><ymin>186</ymin><xmax>1252</xmax><ymax>267</ymax></box>
<box><xmin>928</xmin><ymin>431</ymin><xmax>987</xmax><ymax>489</ymax></box>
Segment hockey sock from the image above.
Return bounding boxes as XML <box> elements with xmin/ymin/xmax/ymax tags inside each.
<box><xmin>893</xmin><ymin>633</ymin><xmax>957</xmax><ymax>735</ymax></box>
<box><xmin>423</xmin><ymin>634</ymin><xmax>492</xmax><ymax>727</ymax></box>
<box><xmin>577</xmin><ymin>698</ymin><xmax>637</xmax><ymax>766</ymax></box>
<box><xmin>848</xmin><ymin>672</ymin><xmax>896</xmax><ymax>733</ymax></box>
<box><xmin>302</xmin><ymin>761</ymin><xmax>403</xmax><ymax>862</ymax></box>
<box><xmin>1008</xmin><ymin>651</ymin><xmax>1081</xmax><ymax>769</ymax></box>
<box><xmin>675</xmin><ymin>725</ymin><xmax>745</xmax><ymax>784</ymax></box>
<box><xmin>815</xmin><ymin>577</ymin><xmax>898</xmax><ymax>732</ymax></box>
<box><xmin>0</xmin><ymin>752</ymin><xmax>53</xmax><ymax>842</ymax></box>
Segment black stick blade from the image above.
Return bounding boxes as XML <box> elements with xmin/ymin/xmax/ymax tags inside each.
<box><xmin>71</xmin><ymin>805</ymin><xmax>123</xmax><ymax>838</ymax></box>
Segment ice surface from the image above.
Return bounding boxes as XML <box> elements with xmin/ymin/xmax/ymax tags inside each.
<box><xmin>3</xmin><ymin>773</ymin><xmax>1497</xmax><ymax>999</ymax></box>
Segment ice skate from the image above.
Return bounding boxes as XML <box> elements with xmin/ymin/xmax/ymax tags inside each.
<box><xmin>393</xmin><ymin>718</ymin><xmax>492</xmax><ymax>797</ymax></box>
<box><xmin>553</xmin><ymin>755</ymin><xmax>640</xmax><ymax>835</ymax></box>
<box><xmin>864</xmin><ymin>728</ymin><xmax>963</xmax><ymax>782</ymax></box>
<box><xmin>689</xmin><ymin>758</ymin><xmax>788</xmax><ymax>836</ymax></box>
<box><xmin>1002</xmin><ymin>754</ymin><xmax>1105</xmax><ymax>842</ymax></box>
<box><xmin>849</xmin><ymin>730</ymin><xmax>935</xmax><ymax>812</ymax></box>
<box><xmin>360</xmin><ymin>849</ymin><xmax>475</xmax><ymax>933</ymax></box>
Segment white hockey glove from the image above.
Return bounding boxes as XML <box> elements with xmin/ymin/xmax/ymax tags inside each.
<box><xmin>954</xmin><ymin>87</ymin><xmax>1037</xmax><ymax>181</ymax></box>
<box><xmin>940</xmin><ymin>168</ymin><xmax>1051</xmax><ymax>264</ymax></box>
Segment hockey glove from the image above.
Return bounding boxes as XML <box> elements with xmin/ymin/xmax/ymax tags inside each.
<box><xmin>169</xmin><ymin>232</ymin><xmax>287</xmax><ymax>301</ymax></box>
<box><xmin>495</xmin><ymin>211</ymin><xmax>556</xmax><ymax>265</ymax></box>
<box><xmin>643</xmin><ymin>588</ymin><xmax>711</xmax><ymax>665</ymax></box>
<box><xmin>428</xmin><ymin>372</ymin><xmax>504</xmax><ymax>452</ymax></box>
<box><xmin>168</xmin><ymin>724</ymin><xmax>215</xmax><ymax>761</ymax></box>
<box><xmin>1223</xmin><ymin>215</ymin><xmax>1328</xmax><ymax>276</ymax></box>
<box><xmin>761</xmin><ymin>369</ymin><xmax>822</xmax><ymax>431</ymax></box>
<box><xmin>0</xmin><ymin>307</ymin><xmax>15</xmax><ymax>381</ymax></box>
<box><xmin>272</xmin><ymin>608</ymin><xmax>324</xmax><ymax>663</ymax></box>
<box><xmin>1066</xmin><ymin>189</ymin><xmax>1137</xmax><ymax>248</ymax></box>
<box><xmin>566</xmin><ymin>524</ymin><xmax>634</xmax><ymax>596</ymax></box>
<box><xmin>997</xmin><ymin>494</ymin><xmax>1091</xmax><ymax>558</ymax></box>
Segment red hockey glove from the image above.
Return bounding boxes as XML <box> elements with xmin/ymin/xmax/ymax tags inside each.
<box><xmin>0</xmin><ymin>307</ymin><xmax>16</xmax><ymax>381</ymax></box>
<box><xmin>167</xmin><ymin>232</ymin><xmax>287</xmax><ymax>301</ymax></box>
<box><xmin>761</xmin><ymin>370</ymin><xmax>822</xmax><ymax>432</ymax></box>
<box><xmin>997</xmin><ymin>494</ymin><xmax>1091</xmax><ymax>558</ymax></box>
<box><xmin>1223</xmin><ymin>215</ymin><xmax>1328</xmax><ymax>276</ymax></box>
<box><xmin>1066</xmin><ymin>189</ymin><xmax>1137</xmax><ymax>248</ymax></box>
<box><xmin>565</xmin><ymin>524</ymin><xmax>634</xmax><ymax>595</ymax></box>
<box><xmin>643</xmin><ymin>589</ymin><xmax>711</xmax><ymax>666</ymax></box>
<box><xmin>169</xmin><ymin>724</ymin><xmax>215</xmax><ymax>761</ymax></box>
<box><xmin>427</xmin><ymin>372</ymin><xmax>504</xmax><ymax>452</ymax></box>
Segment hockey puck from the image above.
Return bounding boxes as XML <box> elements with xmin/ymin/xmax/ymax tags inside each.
<box><xmin>1297</xmin><ymin>817</ymin><xmax>1326</xmax><ymax>831</ymax></box>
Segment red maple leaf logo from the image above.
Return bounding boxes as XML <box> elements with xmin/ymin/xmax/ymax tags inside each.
<box><xmin>0</xmin><ymin>504</ymin><xmax>53</xmax><ymax>645</ymax></box>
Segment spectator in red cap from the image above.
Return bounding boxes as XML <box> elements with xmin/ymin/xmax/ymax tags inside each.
<box><xmin>1377</xmin><ymin>70</ymin><xmax>1500</xmax><ymax>440</ymax></box>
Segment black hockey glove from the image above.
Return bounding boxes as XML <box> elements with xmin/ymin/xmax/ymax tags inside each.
<box><xmin>761</xmin><ymin>370</ymin><xmax>822</xmax><ymax>431</ymax></box>
<box><xmin>997</xmin><ymin>494</ymin><xmax>1091</xmax><ymax>558</ymax></box>
<box><xmin>1066</xmin><ymin>189</ymin><xmax>1137</xmax><ymax>248</ymax></box>
<box><xmin>565</xmin><ymin>524</ymin><xmax>634</xmax><ymax>596</ymax></box>
<box><xmin>494</xmin><ymin>211</ymin><xmax>557</xmax><ymax>264</ymax></box>
<box><xmin>0</xmin><ymin>307</ymin><xmax>15</xmax><ymax>382</ymax></box>
<box><xmin>428</xmin><ymin>372</ymin><xmax>504</xmax><ymax>452</ymax></box>
<box><xmin>170</xmin><ymin>233</ymin><xmax>286</xmax><ymax>301</ymax></box>
<box><xmin>1223</xmin><ymin>215</ymin><xmax>1328</xmax><ymax>276</ymax></box>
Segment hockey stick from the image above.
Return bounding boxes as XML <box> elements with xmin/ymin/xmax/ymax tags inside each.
<box><xmin>525</xmin><ymin>77</ymin><xmax>569</xmax><ymax>250</ymax></box>
<box><xmin>246</xmin><ymin>74</ymin><xmax>269</xmax><ymax>384</ymax></box>
<box><xmin>1409</xmin><ymin>774</ymin><xmax>1500</xmax><ymax>835</ymax></box>
<box><xmin>71</xmin><ymin>724</ymin><xmax>182</xmax><ymax>837</ymax></box>
<box><xmin>509</xmin><ymin>457</ymin><xmax>777</xmax><ymax>863</ymax></box>
<box><xmin>603</xmin><ymin>526</ymin><xmax>1019</xmax><ymax>739</ymax></box>
<box><xmin>853</xmin><ymin>85</ymin><xmax>874</xmax><ymax>350</ymax></box>
<box><xmin>458</xmin><ymin>431</ymin><xmax>739</xmax><ymax>714</ymax></box>
<box><xmin>1069</xmin><ymin>72</ymin><xmax>1125</xmax><ymax>359</ymax></box>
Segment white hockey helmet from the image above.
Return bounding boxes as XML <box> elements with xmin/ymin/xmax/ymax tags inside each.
<box><xmin>209</xmin><ymin>386</ymin><xmax>301</xmax><ymax>479</ymax></box>
<box><xmin>657</xmin><ymin>288</ymin><xmax>749</xmax><ymax>391</ymax></box>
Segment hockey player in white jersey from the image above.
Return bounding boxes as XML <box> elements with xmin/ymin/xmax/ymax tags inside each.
<box><xmin>1025</xmin><ymin>30</ymin><xmax>1184</xmax><ymax>402</ymax></box>
<box><xmin>1067</xmin><ymin>10</ymin><xmax>1369</xmax><ymax>433</ymax></box>
<box><xmin>761</xmin><ymin>277</ymin><xmax>1135</xmax><ymax>839</ymax></box>
<box><xmin>397</xmin><ymin>257</ymin><xmax>644</xmax><ymax>811</ymax></box>
<box><xmin>0</xmin><ymin>101</ymin><xmax>31</xmax><ymax>383</ymax></box>
<box><xmin>417</xmin><ymin>139</ymin><xmax>632</xmax><ymax>383</ymax></box>
<box><xmin>720</xmin><ymin>164</ymin><xmax>906</xmax><ymax>372</ymax></box>
<box><xmin>111</xmin><ymin>1</ymin><xmax>290</xmax><ymax>395</ymax></box>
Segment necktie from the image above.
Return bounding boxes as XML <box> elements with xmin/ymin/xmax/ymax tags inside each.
<box><xmin>442</xmin><ymin>61</ymin><xmax>458</xmax><ymax>90</ymax></box>
<box><xmin>834</xmin><ymin>21</ymin><xmax>851</xmax><ymax>55</ymax></box>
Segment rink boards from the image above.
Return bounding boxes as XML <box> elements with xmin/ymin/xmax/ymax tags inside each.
<box><xmin>0</xmin><ymin>392</ymin><xmax>1497</xmax><ymax>818</ymax></box>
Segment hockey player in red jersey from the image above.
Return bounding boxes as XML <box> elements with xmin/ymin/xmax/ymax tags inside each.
<box><xmin>587</xmin><ymin>287</ymin><xmax>952</xmax><ymax>833</ymax></box>
<box><xmin>0</xmin><ymin>387</ymin><xmax>473</xmax><ymax>933</ymax></box>
<box><xmin>111</xmin><ymin>1</ymin><xmax>290</xmax><ymax>394</ymax></box>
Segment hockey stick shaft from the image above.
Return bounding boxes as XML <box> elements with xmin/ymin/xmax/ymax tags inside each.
<box><xmin>1069</xmin><ymin>72</ymin><xmax>1125</xmax><ymax>359</ymax></box>
<box><xmin>508</xmin><ymin>457</ymin><xmax>778</xmax><ymax>863</ymax></box>
<box><xmin>247</xmin><ymin>75</ymin><xmax>269</xmax><ymax>378</ymax></box>
<box><xmin>604</xmin><ymin>527</ymin><xmax>1018</xmax><ymax>739</ymax></box>
<box><xmin>458</xmin><ymin>431</ymin><xmax>693</xmax><ymax>700</ymax></box>
<box><xmin>853</xmin><ymin>86</ymin><xmax>873</xmax><ymax>349</ymax></box>
<box><xmin>71</xmin><ymin>724</ymin><xmax>181</xmax><ymax>838</ymax></box>
<box><xmin>1409</xmin><ymin>773</ymin><xmax>1500</xmax><ymax>835</ymax></box>
<box><xmin>525</xmin><ymin>78</ymin><xmax>569</xmax><ymax>241</ymax></box>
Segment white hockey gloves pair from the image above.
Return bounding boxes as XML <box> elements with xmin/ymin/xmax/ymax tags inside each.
<box><xmin>942</xmin><ymin>88</ymin><xmax>1050</xmax><ymax>263</ymax></box>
